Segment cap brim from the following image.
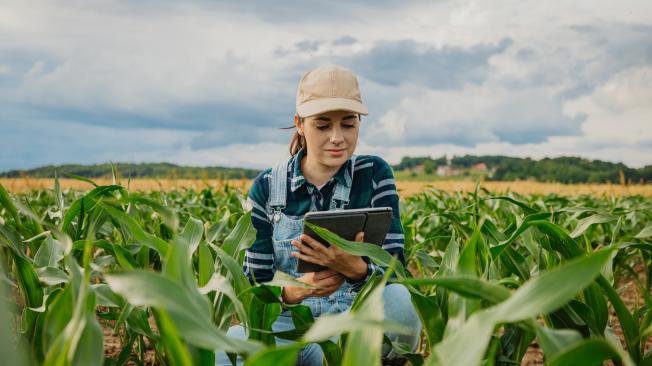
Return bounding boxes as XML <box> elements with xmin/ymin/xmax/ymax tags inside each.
<box><xmin>297</xmin><ymin>98</ymin><xmax>369</xmax><ymax>118</ymax></box>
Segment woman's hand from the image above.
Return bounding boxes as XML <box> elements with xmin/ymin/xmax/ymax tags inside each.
<box><xmin>290</xmin><ymin>232</ymin><xmax>368</xmax><ymax>282</ymax></box>
<box><xmin>282</xmin><ymin>269</ymin><xmax>345</xmax><ymax>304</ymax></box>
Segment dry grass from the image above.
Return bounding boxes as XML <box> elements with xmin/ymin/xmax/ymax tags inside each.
<box><xmin>0</xmin><ymin>178</ymin><xmax>251</xmax><ymax>193</ymax></box>
<box><xmin>394</xmin><ymin>180</ymin><xmax>652</xmax><ymax>197</ymax></box>
<box><xmin>2</xmin><ymin>178</ymin><xmax>651</xmax><ymax>197</ymax></box>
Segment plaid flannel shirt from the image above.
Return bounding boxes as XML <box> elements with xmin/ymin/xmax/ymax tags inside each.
<box><xmin>244</xmin><ymin>148</ymin><xmax>405</xmax><ymax>286</ymax></box>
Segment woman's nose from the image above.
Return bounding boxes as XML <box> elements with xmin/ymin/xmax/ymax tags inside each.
<box><xmin>330</xmin><ymin>126</ymin><xmax>344</xmax><ymax>144</ymax></box>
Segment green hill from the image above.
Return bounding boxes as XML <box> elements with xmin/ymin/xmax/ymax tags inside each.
<box><xmin>0</xmin><ymin>162</ymin><xmax>259</xmax><ymax>180</ymax></box>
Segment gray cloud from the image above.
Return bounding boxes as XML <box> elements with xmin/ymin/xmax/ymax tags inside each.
<box><xmin>344</xmin><ymin>39</ymin><xmax>512</xmax><ymax>89</ymax></box>
<box><xmin>333</xmin><ymin>35</ymin><xmax>357</xmax><ymax>46</ymax></box>
<box><xmin>295</xmin><ymin>40</ymin><xmax>321</xmax><ymax>52</ymax></box>
<box><xmin>575</xmin><ymin>24</ymin><xmax>652</xmax><ymax>78</ymax></box>
<box><xmin>194</xmin><ymin>0</ymin><xmax>420</xmax><ymax>23</ymax></box>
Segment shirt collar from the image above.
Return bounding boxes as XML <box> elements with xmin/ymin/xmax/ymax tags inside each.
<box><xmin>289</xmin><ymin>148</ymin><xmax>353</xmax><ymax>192</ymax></box>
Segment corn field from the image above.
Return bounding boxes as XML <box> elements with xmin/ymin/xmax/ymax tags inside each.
<box><xmin>1</xmin><ymin>177</ymin><xmax>651</xmax><ymax>366</ymax></box>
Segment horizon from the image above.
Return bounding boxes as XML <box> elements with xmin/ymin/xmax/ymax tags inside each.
<box><xmin>1</xmin><ymin>152</ymin><xmax>647</xmax><ymax>175</ymax></box>
<box><xmin>1</xmin><ymin>1</ymin><xmax>651</xmax><ymax>170</ymax></box>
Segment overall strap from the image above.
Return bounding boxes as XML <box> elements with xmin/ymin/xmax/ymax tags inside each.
<box><xmin>329</xmin><ymin>154</ymin><xmax>357</xmax><ymax>211</ymax></box>
<box><xmin>269</xmin><ymin>161</ymin><xmax>288</xmax><ymax>222</ymax></box>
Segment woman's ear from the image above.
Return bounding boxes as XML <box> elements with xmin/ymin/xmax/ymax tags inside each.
<box><xmin>294</xmin><ymin>114</ymin><xmax>303</xmax><ymax>135</ymax></box>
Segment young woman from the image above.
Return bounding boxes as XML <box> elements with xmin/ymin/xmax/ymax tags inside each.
<box><xmin>216</xmin><ymin>66</ymin><xmax>421</xmax><ymax>366</ymax></box>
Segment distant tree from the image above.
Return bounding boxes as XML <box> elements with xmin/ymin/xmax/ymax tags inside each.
<box><xmin>423</xmin><ymin>160</ymin><xmax>435</xmax><ymax>175</ymax></box>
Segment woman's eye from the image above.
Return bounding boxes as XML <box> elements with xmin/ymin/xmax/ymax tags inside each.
<box><xmin>315</xmin><ymin>123</ymin><xmax>354</xmax><ymax>130</ymax></box>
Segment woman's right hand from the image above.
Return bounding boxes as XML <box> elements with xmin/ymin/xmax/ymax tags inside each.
<box><xmin>281</xmin><ymin>269</ymin><xmax>344</xmax><ymax>304</ymax></box>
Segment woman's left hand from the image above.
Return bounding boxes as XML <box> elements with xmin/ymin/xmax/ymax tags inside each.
<box><xmin>291</xmin><ymin>232</ymin><xmax>368</xmax><ymax>282</ymax></box>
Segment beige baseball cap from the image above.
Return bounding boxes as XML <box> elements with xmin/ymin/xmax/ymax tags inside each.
<box><xmin>296</xmin><ymin>66</ymin><xmax>369</xmax><ymax>118</ymax></box>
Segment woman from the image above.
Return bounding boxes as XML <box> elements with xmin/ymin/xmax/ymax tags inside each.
<box><xmin>216</xmin><ymin>66</ymin><xmax>421</xmax><ymax>366</ymax></box>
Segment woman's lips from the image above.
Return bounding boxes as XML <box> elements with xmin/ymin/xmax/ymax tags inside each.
<box><xmin>326</xmin><ymin>149</ymin><xmax>345</xmax><ymax>157</ymax></box>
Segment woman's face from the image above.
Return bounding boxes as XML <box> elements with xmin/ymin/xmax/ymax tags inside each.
<box><xmin>296</xmin><ymin>110</ymin><xmax>360</xmax><ymax>169</ymax></box>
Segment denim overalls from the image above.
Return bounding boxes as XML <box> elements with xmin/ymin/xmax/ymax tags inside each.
<box><xmin>266</xmin><ymin>156</ymin><xmax>358</xmax><ymax>317</ymax></box>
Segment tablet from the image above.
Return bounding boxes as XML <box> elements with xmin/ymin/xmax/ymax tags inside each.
<box><xmin>297</xmin><ymin>207</ymin><xmax>393</xmax><ymax>273</ymax></box>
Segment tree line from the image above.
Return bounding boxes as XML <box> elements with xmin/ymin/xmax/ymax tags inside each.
<box><xmin>393</xmin><ymin>155</ymin><xmax>652</xmax><ymax>184</ymax></box>
<box><xmin>3</xmin><ymin>156</ymin><xmax>651</xmax><ymax>183</ymax></box>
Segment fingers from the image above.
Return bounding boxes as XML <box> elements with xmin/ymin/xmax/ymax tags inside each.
<box><xmin>315</xmin><ymin>273</ymin><xmax>343</xmax><ymax>287</ymax></box>
<box><xmin>300</xmin><ymin>234</ymin><xmax>329</xmax><ymax>254</ymax></box>
<box><xmin>291</xmin><ymin>251</ymin><xmax>322</xmax><ymax>266</ymax></box>
<box><xmin>312</xmin><ymin>276</ymin><xmax>344</xmax><ymax>296</ymax></box>
<box><xmin>291</xmin><ymin>239</ymin><xmax>318</xmax><ymax>257</ymax></box>
<box><xmin>313</xmin><ymin>269</ymin><xmax>338</xmax><ymax>280</ymax></box>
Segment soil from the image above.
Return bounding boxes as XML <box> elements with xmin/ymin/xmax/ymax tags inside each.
<box><xmin>102</xmin><ymin>316</ymin><xmax>157</xmax><ymax>366</ymax></box>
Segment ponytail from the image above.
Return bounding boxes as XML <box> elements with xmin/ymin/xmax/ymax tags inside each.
<box><xmin>281</xmin><ymin>116</ymin><xmax>306</xmax><ymax>157</ymax></box>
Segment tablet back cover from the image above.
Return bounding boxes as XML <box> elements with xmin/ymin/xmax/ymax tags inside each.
<box><xmin>363</xmin><ymin>210</ymin><xmax>393</xmax><ymax>246</ymax></box>
<box><xmin>297</xmin><ymin>213</ymin><xmax>366</xmax><ymax>273</ymax></box>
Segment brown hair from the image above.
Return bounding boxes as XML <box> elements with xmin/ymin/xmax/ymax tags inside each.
<box><xmin>280</xmin><ymin>117</ymin><xmax>305</xmax><ymax>156</ymax></box>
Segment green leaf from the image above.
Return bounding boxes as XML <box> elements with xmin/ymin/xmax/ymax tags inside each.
<box><xmin>62</xmin><ymin>185</ymin><xmax>122</xmax><ymax>233</ymax></box>
<box><xmin>106</xmin><ymin>271</ymin><xmax>260</xmax><ymax>354</ymax></box>
<box><xmin>13</xmin><ymin>253</ymin><xmax>44</xmax><ymax>309</ymax></box>
<box><xmin>430</xmin><ymin>248</ymin><xmax>614</xmax><ymax>366</ymax></box>
<box><xmin>221</xmin><ymin>211</ymin><xmax>256</xmax><ymax>258</ymax></box>
<box><xmin>535</xmin><ymin>326</ymin><xmax>582</xmax><ymax>360</ymax></box>
<box><xmin>91</xmin><ymin>284</ymin><xmax>123</xmax><ymax>308</ymax></box>
<box><xmin>635</xmin><ymin>224</ymin><xmax>652</xmax><ymax>239</ymax></box>
<box><xmin>302</xmin><ymin>311</ymin><xmax>411</xmax><ymax>344</ymax></box>
<box><xmin>34</xmin><ymin>235</ymin><xmax>64</xmax><ymax>268</ymax></box>
<box><xmin>0</xmin><ymin>281</ymin><xmax>27</xmax><ymax>366</ymax></box>
<box><xmin>125</xmin><ymin>195</ymin><xmax>179</xmax><ymax>232</ymax></box>
<box><xmin>155</xmin><ymin>308</ymin><xmax>194</xmax><ymax>366</ymax></box>
<box><xmin>36</xmin><ymin>267</ymin><xmax>69</xmax><ymax>286</ymax></box>
<box><xmin>546</xmin><ymin>338</ymin><xmax>634</xmax><ymax>366</ymax></box>
<box><xmin>244</xmin><ymin>343</ymin><xmax>302</xmax><ymax>366</ymax></box>
<box><xmin>181</xmin><ymin>216</ymin><xmax>204</xmax><ymax>254</ymax></box>
<box><xmin>198</xmin><ymin>241</ymin><xmax>215</xmax><ymax>287</ymax></box>
<box><xmin>71</xmin><ymin>314</ymin><xmax>104</xmax><ymax>366</ymax></box>
<box><xmin>570</xmin><ymin>213</ymin><xmax>618</xmax><ymax>238</ymax></box>
<box><xmin>409</xmin><ymin>291</ymin><xmax>445</xmax><ymax>350</ymax></box>
<box><xmin>0</xmin><ymin>184</ymin><xmax>21</xmax><ymax>226</ymax></box>
<box><xmin>199</xmin><ymin>273</ymin><xmax>248</xmax><ymax>328</ymax></box>
<box><xmin>494</xmin><ymin>249</ymin><xmax>613</xmax><ymax>322</ymax></box>
<box><xmin>100</xmin><ymin>202</ymin><xmax>168</xmax><ymax>256</ymax></box>
<box><xmin>341</xmin><ymin>279</ymin><xmax>387</xmax><ymax>366</ymax></box>
<box><xmin>397</xmin><ymin>277</ymin><xmax>510</xmax><ymax>305</ymax></box>
<box><xmin>485</xmin><ymin>196</ymin><xmax>538</xmax><ymax>215</ymax></box>
<box><xmin>263</xmin><ymin>271</ymin><xmax>317</xmax><ymax>289</ymax></box>
<box><xmin>304</xmin><ymin>222</ymin><xmax>407</xmax><ymax>278</ymax></box>
<box><xmin>212</xmin><ymin>245</ymin><xmax>251</xmax><ymax>296</ymax></box>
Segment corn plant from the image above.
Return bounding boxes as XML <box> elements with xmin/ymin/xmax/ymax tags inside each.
<box><xmin>1</xmin><ymin>178</ymin><xmax>651</xmax><ymax>365</ymax></box>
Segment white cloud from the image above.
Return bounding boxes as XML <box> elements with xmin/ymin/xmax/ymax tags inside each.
<box><xmin>563</xmin><ymin>66</ymin><xmax>652</xmax><ymax>147</ymax></box>
<box><xmin>367</xmin><ymin>82</ymin><xmax>580</xmax><ymax>146</ymax></box>
<box><xmin>357</xmin><ymin>66</ymin><xmax>652</xmax><ymax>168</ymax></box>
<box><xmin>1</xmin><ymin>0</ymin><xmax>651</xmax><ymax>170</ymax></box>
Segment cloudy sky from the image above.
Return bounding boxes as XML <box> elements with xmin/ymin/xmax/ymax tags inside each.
<box><xmin>1</xmin><ymin>0</ymin><xmax>651</xmax><ymax>171</ymax></box>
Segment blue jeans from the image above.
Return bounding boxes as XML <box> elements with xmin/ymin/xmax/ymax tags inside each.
<box><xmin>215</xmin><ymin>284</ymin><xmax>421</xmax><ymax>366</ymax></box>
